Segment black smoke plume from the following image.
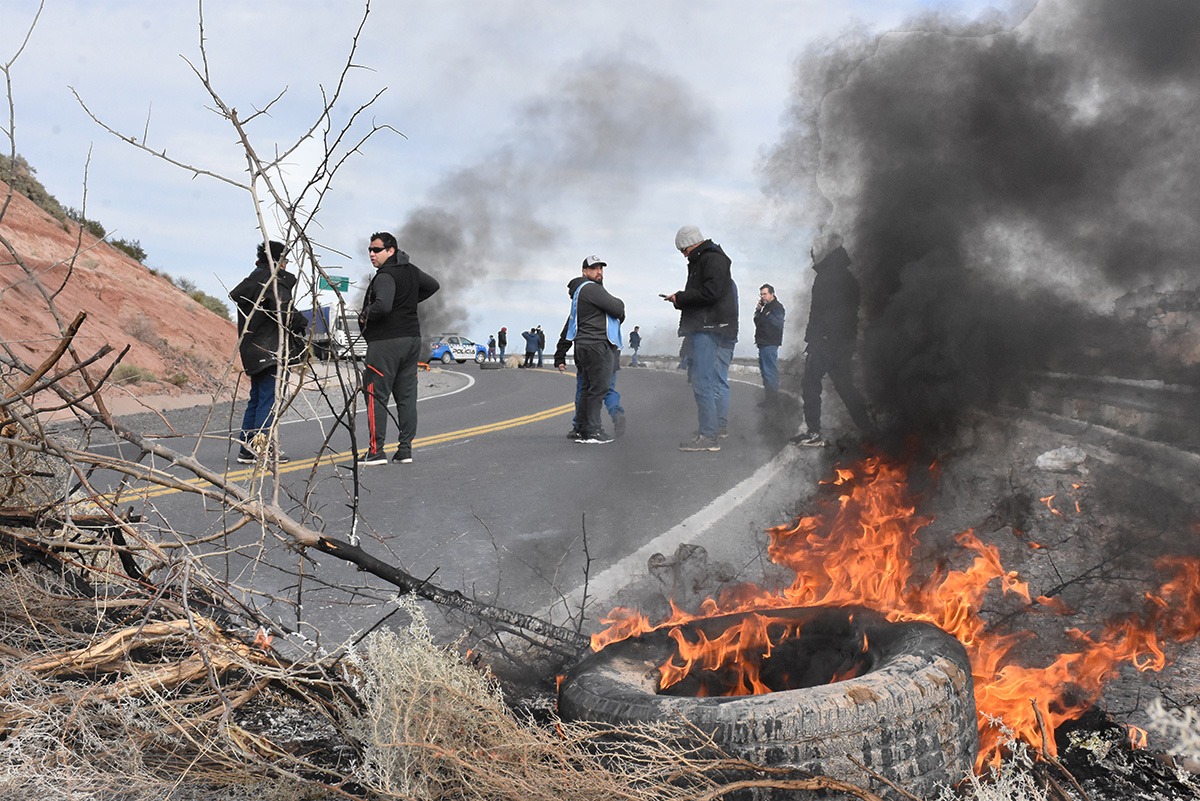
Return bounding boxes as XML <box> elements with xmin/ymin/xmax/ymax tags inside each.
<box><xmin>404</xmin><ymin>53</ymin><xmax>714</xmax><ymax>338</ymax></box>
<box><xmin>762</xmin><ymin>0</ymin><xmax>1200</xmax><ymax>443</ymax></box>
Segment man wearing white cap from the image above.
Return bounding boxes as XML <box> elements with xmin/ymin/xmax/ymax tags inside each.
<box><xmin>556</xmin><ymin>255</ymin><xmax>625</xmax><ymax>444</ymax></box>
<box><xmin>662</xmin><ymin>225</ymin><xmax>739</xmax><ymax>452</ymax></box>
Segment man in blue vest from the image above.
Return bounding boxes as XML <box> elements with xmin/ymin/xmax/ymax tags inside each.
<box><xmin>554</xmin><ymin>256</ymin><xmax>625</xmax><ymax>444</ymax></box>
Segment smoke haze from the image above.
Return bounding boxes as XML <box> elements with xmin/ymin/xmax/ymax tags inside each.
<box><xmin>761</xmin><ymin>0</ymin><xmax>1200</xmax><ymax>442</ymax></box>
<box><xmin>403</xmin><ymin>53</ymin><xmax>715</xmax><ymax>338</ymax></box>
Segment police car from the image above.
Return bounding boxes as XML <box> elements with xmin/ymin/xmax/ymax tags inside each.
<box><xmin>429</xmin><ymin>333</ymin><xmax>487</xmax><ymax>364</ymax></box>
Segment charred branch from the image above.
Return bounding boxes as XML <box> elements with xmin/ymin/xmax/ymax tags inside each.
<box><xmin>313</xmin><ymin>535</ymin><xmax>590</xmax><ymax>654</ymax></box>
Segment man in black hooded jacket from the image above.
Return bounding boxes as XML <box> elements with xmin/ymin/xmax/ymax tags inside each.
<box><xmin>229</xmin><ymin>239</ymin><xmax>307</xmax><ymax>464</ymax></box>
<box><xmin>795</xmin><ymin>233</ymin><xmax>874</xmax><ymax>446</ymax></box>
<box><xmin>357</xmin><ymin>232</ymin><xmax>440</xmax><ymax>465</ymax></box>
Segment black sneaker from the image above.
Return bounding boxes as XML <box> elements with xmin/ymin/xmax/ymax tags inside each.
<box><xmin>236</xmin><ymin>450</ymin><xmax>256</xmax><ymax>464</ymax></box>
<box><xmin>613</xmin><ymin>414</ymin><xmax>626</xmax><ymax>438</ymax></box>
<box><xmin>566</xmin><ymin>428</ymin><xmax>585</xmax><ymax>440</ymax></box>
<box><xmin>576</xmin><ymin>430</ymin><xmax>614</xmax><ymax>444</ymax></box>
<box><xmin>679</xmin><ymin>434</ymin><xmax>720</xmax><ymax>452</ymax></box>
<box><xmin>393</xmin><ymin>450</ymin><xmax>413</xmax><ymax>464</ymax></box>
<box><xmin>791</xmin><ymin>430</ymin><xmax>829</xmax><ymax>447</ymax></box>
<box><xmin>357</xmin><ymin>454</ymin><xmax>389</xmax><ymax>466</ymax></box>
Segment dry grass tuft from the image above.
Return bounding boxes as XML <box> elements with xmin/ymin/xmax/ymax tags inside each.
<box><xmin>342</xmin><ymin>596</ymin><xmax>711</xmax><ymax>800</ymax></box>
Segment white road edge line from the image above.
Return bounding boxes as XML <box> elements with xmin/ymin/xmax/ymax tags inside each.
<box><xmin>546</xmin><ymin>441</ymin><xmax>803</xmax><ymax>623</ymax></box>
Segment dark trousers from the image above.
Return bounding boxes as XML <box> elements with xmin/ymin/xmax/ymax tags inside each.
<box><xmin>574</xmin><ymin>341</ymin><xmax>616</xmax><ymax>437</ymax></box>
<box><xmin>240</xmin><ymin>368</ymin><xmax>277</xmax><ymax>449</ymax></box>
<box><xmin>363</xmin><ymin>336</ymin><xmax>421</xmax><ymax>457</ymax></box>
<box><xmin>801</xmin><ymin>346</ymin><xmax>872</xmax><ymax>434</ymax></box>
<box><xmin>524</xmin><ymin>350</ymin><xmax>536</xmax><ymax>367</ymax></box>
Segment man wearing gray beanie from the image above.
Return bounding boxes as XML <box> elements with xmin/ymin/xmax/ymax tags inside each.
<box><xmin>662</xmin><ymin>225</ymin><xmax>739</xmax><ymax>452</ymax></box>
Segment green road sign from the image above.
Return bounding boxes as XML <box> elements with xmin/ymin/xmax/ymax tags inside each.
<box><xmin>319</xmin><ymin>275</ymin><xmax>350</xmax><ymax>292</ymax></box>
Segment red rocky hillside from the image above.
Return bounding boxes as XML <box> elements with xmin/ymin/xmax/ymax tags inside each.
<box><xmin>1</xmin><ymin>178</ymin><xmax>238</xmax><ymax>398</ymax></box>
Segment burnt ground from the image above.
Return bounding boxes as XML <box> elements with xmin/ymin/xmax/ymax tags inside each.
<box><xmin>922</xmin><ymin>411</ymin><xmax>1200</xmax><ymax>719</ymax></box>
<box><xmin>916</xmin><ymin>412</ymin><xmax>1200</xmax><ymax>799</ymax></box>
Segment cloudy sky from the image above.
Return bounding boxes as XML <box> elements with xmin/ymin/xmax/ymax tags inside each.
<box><xmin>3</xmin><ymin>0</ymin><xmax>1010</xmax><ymax>355</ymax></box>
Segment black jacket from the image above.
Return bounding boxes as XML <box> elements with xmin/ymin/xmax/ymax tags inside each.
<box><xmin>360</xmin><ymin>250</ymin><xmax>440</xmax><ymax>342</ymax></box>
<box><xmin>554</xmin><ymin>275</ymin><xmax>626</xmax><ymax>366</ymax></box>
<box><xmin>673</xmin><ymin>240</ymin><xmax>738</xmax><ymax>339</ymax></box>
<box><xmin>754</xmin><ymin>298</ymin><xmax>785</xmax><ymax>347</ymax></box>
<box><xmin>230</xmin><ymin>264</ymin><xmax>306</xmax><ymax>376</ymax></box>
<box><xmin>804</xmin><ymin>246</ymin><xmax>859</xmax><ymax>355</ymax></box>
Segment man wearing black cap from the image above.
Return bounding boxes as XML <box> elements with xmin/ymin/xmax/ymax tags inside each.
<box><xmin>357</xmin><ymin>231</ymin><xmax>440</xmax><ymax>465</ymax></box>
<box><xmin>229</xmin><ymin>239</ymin><xmax>307</xmax><ymax>464</ymax></box>
<box><xmin>663</xmin><ymin>225</ymin><xmax>739</xmax><ymax>452</ymax></box>
<box><xmin>555</xmin><ymin>255</ymin><xmax>625</xmax><ymax>444</ymax></box>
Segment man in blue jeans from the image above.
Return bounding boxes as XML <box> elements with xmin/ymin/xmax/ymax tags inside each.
<box><xmin>628</xmin><ymin>325</ymin><xmax>641</xmax><ymax>366</ymax></box>
<box><xmin>663</xmin><ymin>225</ymin><xmax>739</xmax><ymax>452</ymax></box>
<box><xmin>754</xmin><ymin>283</ymin><xmax>785</xmax><ymax>408</ymax></box>
<box><xmin>554</xmin><ymin>255</ymin><xmax>625</xmax><ymax>444</ymax></box>
<box><xmin>229</xmin><ymin>240</ymin><xmax>306</xmax><ymax>465</ymax></box>
<box><xmin>564</xmin><ymin>365</ymin><xmax>625</xmax><ymax>439</ymax></box>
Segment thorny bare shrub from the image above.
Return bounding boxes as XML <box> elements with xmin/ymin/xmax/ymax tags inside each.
<box><xmin>0</xmin><ymin>421</ymin><xmax>70</xmax><ymax>508</ymax></box>
<box><xmin>0</xmin><ymin>558</ymin><xmax>340</xmax><ymax>801</ymax></box>
<box><xmin>0</xmin><ymin>695</ymin><xmax>329</xmax><ymax>801</ymax></box>
<box><xmin>119</xmin><ymin>315</ymin><xmax>167</xmax><ymax>352</ymax></box>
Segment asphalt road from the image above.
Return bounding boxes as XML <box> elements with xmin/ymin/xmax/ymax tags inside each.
<box><xmin>90</xmin><ymin>362</ymin><xmax>791</xmax><ymax>654</ymax></box>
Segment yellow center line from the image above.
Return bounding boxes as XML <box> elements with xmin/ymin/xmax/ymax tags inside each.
<box><xmin>120</xmin><ymin>402</ymin><xmax>575</xmax><ymax>501</ymax></box>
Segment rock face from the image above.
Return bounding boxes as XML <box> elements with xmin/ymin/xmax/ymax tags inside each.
<box><xmin>1115</xmin><ymin>286</ymin><xmax>1200</xmax><ymax>368</ymax></box>
<box><xmin>1</xmin><ymin>179</ymin><xmax>237</xmax><ymax>396</ymax></box>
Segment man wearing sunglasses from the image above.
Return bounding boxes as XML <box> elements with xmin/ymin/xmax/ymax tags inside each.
<box><xmin>357</xmin><ymin>232</ymin><xmax>441</xmax><ymax>465</ymax></box>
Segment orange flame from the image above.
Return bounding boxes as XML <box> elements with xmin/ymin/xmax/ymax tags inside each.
<box><xmin>1129</xmin><ymin>725</ymin><xmax>1148</xmax><ymax>750</ymax></box>
<box><xmin>1040</xmin><ymin>494</ymin><xmax>1063</xmax><ymax>517</ymax></box>
<box><xmin>252</xmin><ymin>627</ymin><xmax>273</xmax><ymax>650</ymax></box>
<box><xmin>592</xmin><ymin>455</ymin><xmax>1200</xmax><ymax>771</ymax></box>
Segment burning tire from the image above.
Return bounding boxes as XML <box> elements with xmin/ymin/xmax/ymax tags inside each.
<box><xmin>559</xmin><ymin>606</ymin><xmax>977</xmax><ymax>799</ymax></box>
